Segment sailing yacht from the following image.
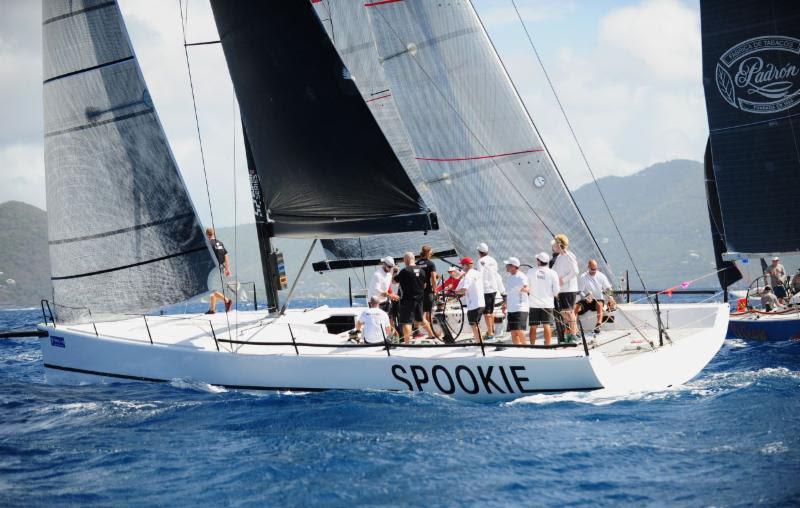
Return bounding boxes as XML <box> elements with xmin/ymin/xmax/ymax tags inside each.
<box><xmin>700</xmin><ymin>0</ymin><xmax>800</xmax><ymax>341</ymax></box>
<box><xmin>36</xmin><ymin>0</ymin><xmax>728</xmax><ymax>401</ymax></box>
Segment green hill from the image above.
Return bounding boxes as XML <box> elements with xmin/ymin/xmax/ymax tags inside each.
<box><xmin>0</xmin><ymin>201</ymin><xmax>51</xmax><ymax>307</ymax></box>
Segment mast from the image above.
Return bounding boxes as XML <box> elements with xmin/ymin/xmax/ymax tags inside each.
<box><xmin>242</xmin><ymin>127</ymin><xmax>282</xmax><ymax>312</ymax></box>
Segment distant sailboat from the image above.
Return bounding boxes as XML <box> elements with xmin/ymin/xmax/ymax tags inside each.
<box><xmin>36</xmin><ymin>0</ymin><xmax>728</xmax><ymax>400</ymax></box>
<box><xmin>701</xmin><ymin>0</ymin><xmax>800</xmax><ymax>341</ymax></box>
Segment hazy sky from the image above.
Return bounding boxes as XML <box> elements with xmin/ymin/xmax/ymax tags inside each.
<box><xmin>1</xmin><ymin>0</ymin><xmax>706</xmax><ymax>227</ymax></box>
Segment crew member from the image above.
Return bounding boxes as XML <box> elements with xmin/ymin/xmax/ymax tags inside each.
<box><xmin>416</xmin><ymin>245</ymin><xmax>439</xmax><ymax>336</ymax></box>
<box><xmin>575</xmin><ymin>259</ymin><xmax>613</xmax><ymax>333</ymax></box>
<box><xmin>456</xmin><ymin>257</ymin><xmax>485</xmax><ymax>343</ymax></box>
<box><xmin>476</xmin><ymin>242</ymin><xmax>502</xmax><ymax>340</ymax></box>
<box><xmin>501</xmin><ymin>257</ymin><xmax>529</xmax><ymax>345</ymax></box>
<box><xmin>368</xmin><ymin>256</ymin><xmax>400</xmax><ymax>314</ymax></box>
<box><xmin>206</xmin><ymin>227</ymin><xmax>232</xmax><ymax>314</ymax></box>
<box><xmin>761</xmin><ymin>286</ymin><xmax>781</xmax><ymax>312</ymax></box>
<box><xmin>551</xmin><ymin>234</ymin><xmax>579</xmax><ymax>343</ymax></box>
<box><xmin>394</xmin><ymin>252</ymin><xmax>437</xmax><ymax>344</ymax></box>
<box><xmin>356</xmin><ymin>296</ymin><xmax>393</xmax><ymax>344</ymax></box>
<box><xmin>438</xmin><ymin>266</ymin><xmax>462</xmax><ymax>293</ymax></box>
<box><xmin>765</xmin><ymin>257</ymin><xmax>788</xmax><ymax>301</ymax></box>
<box><xmin>529</xmin><ymin>252</ymin><xmax>560</xmax><ymax>345</ymax></box>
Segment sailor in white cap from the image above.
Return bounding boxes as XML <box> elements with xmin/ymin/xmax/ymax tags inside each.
<box><xmin>476</xmin><ymin>242</ymin><xmax>502</xmax><ymax>339</ymax></box>
<box><xmin>528</xmin><ymin>252</ymin><xmax>560</xmax><ymax>346</ymax></box>
<box><xmin>368</xmin><ymin>256</ymin><xmax>399</xmax><ymax>314</ymax></box>
<box><xmin>765</xmin><ymin>256</ymin><xmax>788</xmax><ymax>301</ymax></box>
<box><xmin>501</xmin><ymin>256</ymin><xmax>529</xmax><ymax>345</ymax></box>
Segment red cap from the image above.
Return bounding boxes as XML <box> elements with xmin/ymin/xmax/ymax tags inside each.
<box><xmin>460</xmin><ymin>257</ymin><xmax>474</xmax><ymax>265</ymax></box>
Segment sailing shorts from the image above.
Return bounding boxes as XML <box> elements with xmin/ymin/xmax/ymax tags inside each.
<box><xmin>506</xmin><ymin>311</ymin><xmax>528</xmax><ymax>331</ymax></box>
<box><xmin>529</xmin><ymin>308</ymin><xmax>555</xmax><ymax>326</ymax></box>
<box><xmin>422</xmin><ymin>292</ymin><xmax>435</xmax><ymax>312</ymax></box>
<box><xmin>467</xmin><ymin>307</ymin><xmax>485</xmax><ymax>325</ymax></box>
<box><xmin>576</xmin><ymin>299</ymin><xmax>604</xmax><ymax>315</ymax></box>
<box><xmin>483</xmin><ymin>292</ymin><xmax>497</xmax><ymax>314</ymax></box>
<box><xmin>398</xmin><ymin>298</ymin><xmax>424</xmax><ymax>325</ymax></box>
<box><xmin>557</xmin><ymin>291</ymin><xmax>577</xmax><ymax>310</ymax></box>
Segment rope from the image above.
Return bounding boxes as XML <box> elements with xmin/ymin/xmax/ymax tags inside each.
<box><xmin>232</xmin><ymin>88</ymin><xmax>240</xmax><ymax>337</ymax></box>
<box><xmin>178</xmin><ymin>0</ymin><xmax>230</xmax><ymax>336</ymax></box>
<box><xmin>509</xmin><ymin>0</ymin><xmax>649</xmax><ymax>296</ymax></box>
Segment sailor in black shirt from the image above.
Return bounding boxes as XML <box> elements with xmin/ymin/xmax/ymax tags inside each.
<box><xmin>416</xmin><ymin>245</ymin><xmax>439</xmax><ymax>329</ymax></box>
<box><xmin>393</xmin><ymin>252</ymin><xmax>439</xmax><ymax>343</ymax></box>
<box><xmin>206</xmin><ymin>227</ymin><xmax>232</xmax><ymax>314</ymax></box>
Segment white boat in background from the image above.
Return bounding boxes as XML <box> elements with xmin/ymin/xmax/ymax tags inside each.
<box><xmin>35</xmin><ymin>0</ymin><xmax>727</xmax><ymax>400</ymax></box>
<box><xmin>699</xmin><ymin>0</ymin><xmax>800</xmax><ymax>341</ymax></box>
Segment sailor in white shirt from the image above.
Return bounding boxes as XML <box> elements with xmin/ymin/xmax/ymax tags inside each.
<box><xmin>455</xmin><ymin>256</ymin><xmax>485</xmax><ymax>343</ymax></box>
<box><xmin>528</xmin><ymin>252</ymin><xmax>560</xmax><ymax>346</ymax></box>
<box><xmin>476</xmin><ymin>242</ymin><xmax>502</xmax><ymax>339</ymax></box>
<box><xmin>551</xmin><ymin>234</ymin><xmax>579</xmax><ymax>343</ymax></box>
<box><xmin>367</xmin><ymin>256</ymin><xmax>400</xmax><ymax>314</ymax></box>
<box><xmin>356</xmin><ymin>296</ymin><xmax>393</xmax><ymax>344</ymax></box>
<box><xmin>575</xmin><ymin>259</ymin><xmax>613</xmax><ymax>333</ymax></box>
<box><xmin>501</xmin><ymin>257</ymin><xmax>529</xmax><ymax>345</ymax></box>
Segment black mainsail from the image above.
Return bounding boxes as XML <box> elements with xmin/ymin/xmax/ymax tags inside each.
<box><xmin>209</xmin><ymin>1</ymin><xmax>438</xmax><ymax>239</ymax></box>
<box><xmin>701</xmin><ymin>0</ymin><xmax>800</xmax><ymax>258</ymax></box>
<box><xmin>42</xmin><ymin>0</ymin><xmax>216</xmax><ymax>321</ymax></box>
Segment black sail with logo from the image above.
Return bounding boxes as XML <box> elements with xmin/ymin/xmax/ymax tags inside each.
<box><xmin>210</xmin><ymin>1</ymin><xmax>437</xmax><ymax>239</ymax></box>
<box><xmin>700</xmin><ymin>0</ymin><xmax>800</xmax><ymax>255</ymax></box>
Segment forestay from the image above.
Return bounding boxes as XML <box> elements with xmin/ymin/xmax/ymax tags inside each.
<box><xmin>700</xmin><ymin>0</ymin><xmax>800</xmax><ymax>257</ymax></box>
<box><xmin>210</xmin><ymin>1</ymin><xmax>438</xmax><ymax>239</ymax></box>
<box><xmin>42</xmin><ymin>0</ymin><xmax>216</xmax><ymax>322</ymax></box>
<box><xmin>363</xmin><ymin>0</ymin><xmax>607</xmax><ymax>269</ymax></box>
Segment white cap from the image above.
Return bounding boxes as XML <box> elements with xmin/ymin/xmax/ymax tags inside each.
<box><xmin>381</xmin><ymin>256</ymin><xmax>395</xmax><ymax>267</ymax></box>
<box><xmin>503</xmin><ymin>257</ymin><xmax>521</xmax><ymax>267</ymax></box>
<box><xmin>535</xmin><ymin>252</ymin><xmax>550</xmax><ymax>263</ymax></box>
<box><xmin>477</xmin><ymin>242</ymin><xmax>489</xmax><ymax>253</ymax></box>
<box><xmin>447</xmin><ymin>265</ymin><xmax>458</xmax><ymax>272</ymax></box>
<box><xmin>772</xmin><ymin>256</ymin><xmax>780</xmax><ymax>261</ymax></box>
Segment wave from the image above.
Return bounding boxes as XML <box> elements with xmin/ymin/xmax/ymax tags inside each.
<box><xmin>169</xmin><ymin>378</ymin><xmax>228</xmax><ymax>393</ymax></box>
<box><xmin>508</xmin><ymin>367</ymin><xmax>800</xmax><ymax>407</ymax></box>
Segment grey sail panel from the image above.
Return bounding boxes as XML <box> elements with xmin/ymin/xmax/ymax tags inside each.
<box><xmin>209</xmin><ymin>1</ymin><xmax>438</xmax><ymax>239</ymax></box>
<box><xmin>364</xmin><ymin>1</ymin><xmax>607</xmax><ymax>270</ymax></box>
<box><xmin>43</xmin><ymin>0</ymin><xmax>215</xmax><ymax>321</ymax></box>
<box><xmin>700</xmin><ymin>0</ymin><xmax>800</xmax><ymax>256</ymax></box>
<box><xmin>311</xmin><ymin>0</ymin><xmax>456</xmax><ymax>268</ymax></box>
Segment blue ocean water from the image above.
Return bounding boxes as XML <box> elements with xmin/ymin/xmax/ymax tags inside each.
<box><xmin>1</xmin><ymin>306</ymin><xmax>799</xmax><ymax>506</ymax></box>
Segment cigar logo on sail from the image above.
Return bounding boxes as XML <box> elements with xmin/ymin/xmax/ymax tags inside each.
<box><xmin>716</xmin><ymin>36</ymin><xmax>800</xmax><ymax>114</ymax></box>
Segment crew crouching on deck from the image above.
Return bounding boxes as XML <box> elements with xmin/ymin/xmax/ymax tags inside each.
<box><xmin>394</xmin><ymin>252</ymin><xmax>438</xmax><ymax>344</ymax></box>
<box><xmin>456</xmin><ymin>256</ymin><xmax>485</xmax><ymax>343</ymax></box>
<box><xmin>501</xmin><ymin>257</ymin><xmax>529</xmax><ymax>345</ymax></box>
<box><xmin>368</xmin><ymin>256</ymin><xmax>400</xmax><ymax>315</ymax></box>
<box><xmin>575</xmin><ymin>259</ymin><xmax>613</xmax><ymax>334</ymax></box>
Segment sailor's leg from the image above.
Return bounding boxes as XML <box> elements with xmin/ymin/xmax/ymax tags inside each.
<box><xmin>543</xmin><ymin>324</ymin><xmax>552</xmax><ymax>346</ymax></box>
<box><xmin>596</xmin><ymin>304</ymin><xmax>604</xmax><ymax>327</ymax></box>
<box><xmin>402</xmin><ymin>324</ymin><xmax>412</xmax><ymax>344</ymax></box>
<box><xmin>529</xmin><ymin>325</ymin><xmax>538</xmax><ymax>345</ymax></box>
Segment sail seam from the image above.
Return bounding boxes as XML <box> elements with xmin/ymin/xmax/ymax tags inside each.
<box><xmin>415</xmin><ymin>148</ymin><xmax>543</xmax><ymax>162</ymax></box>
<box><xmin>49</xmin><ymin>213</ymin><xmax>197</xmax><ymax>245</ymax></box>
<box><xmin>51</xmin><ymin>247</ymin><xmax>208</xmax><ymax>280</ymax></box>
<box><xmin>365</xmin><ymin>93</ymin><xmax>392</xmax><ymax>102</ymax></box>
<box><xmin>709</xmin><ymin>112</ymin><xmax>800</xmax><ymax>133</ymax></box>
<box><xmin>44</xmin><ymin>108</ymin><xmax>153</xmax><ymax>138</ymax></box>
<box><xmin>364</xmin><ymin>0</ymin><xmax>404</xmax><ymax>7</ymax></box>
<box><xmin>43</xmin><ymin>56</ymin><xmax>134</xmax><ymax>84</ymax></box>
<box><xmin>42</xmin><ymin>1</ymin><xmax>116</xmax><ymax>25</ymax></box>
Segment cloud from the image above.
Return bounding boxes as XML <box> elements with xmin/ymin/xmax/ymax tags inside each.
<box><xmin>598</xmin><ymin>0</ymin><xmax>701</xmax><ymax>83</ymax></box>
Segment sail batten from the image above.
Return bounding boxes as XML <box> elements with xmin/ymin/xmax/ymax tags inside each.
<box><xmin>43</xmin><ymin>0</ymin><xmax>216</xmax><ymax>321</ymax></box>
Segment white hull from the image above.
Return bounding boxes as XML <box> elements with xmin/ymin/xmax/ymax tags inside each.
<box><xmin>38</xmin><ymin>303</ymin><xmax>729</xmax><ymax>401</ymax></box>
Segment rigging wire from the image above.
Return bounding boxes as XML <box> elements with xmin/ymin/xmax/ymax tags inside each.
<box><xmin>509</xmin><ymin>0</ymin><xmax>651</xmax><ymax>295</ymax></box>
<box><xmin>177</xmin><ymin>0</ymin><xmax>231</xmax><ymax>335</ymax></box>
<box><xmin>232</xmin><ymin>88</ymin><xmax>239</xmax><ymax>333</ymax></box>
